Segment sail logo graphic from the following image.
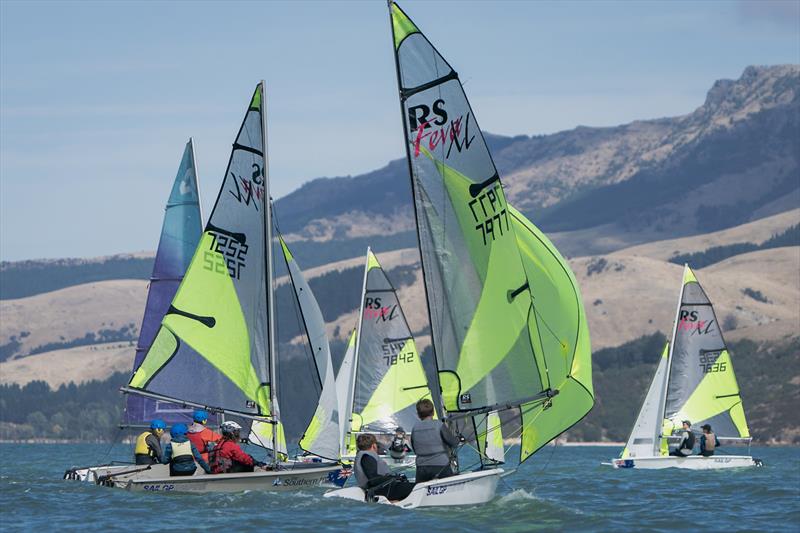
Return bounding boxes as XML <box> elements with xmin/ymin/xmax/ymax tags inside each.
<box><xmin>204</xmin><ymin>231</ymin><xmax>249</xmax><ymax>280</ymax></box>
<box><xmin>408</xmin><ymin>99</ymin><xmax>475</xmax><ymax>159</ymax></box>
<box><xmin>469</xmin><ymin>183</ymin><xmax>510</xmax><ymax>245</ymax></box>
<box><xmin>699</xmin><ymin>351</ymin><xmax>727</xmax><ymax>373</ymax></box>
<box><xmin>677</xmin><ymin>310</ymin><xmax>715</xmax><ymax>335</ymax></box>
<box><xmin>363</xmin><ymin>297</ymin><xmax>398</xmax><ymax>321</ymax></box>
<box><xmin>229</xmin><ymin>163</ymin><xmax>264</xmax><ymax>210</ymax></box>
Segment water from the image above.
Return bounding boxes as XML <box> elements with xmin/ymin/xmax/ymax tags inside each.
<box><xmin>1</xmin><ymin>444</ymin><xmax>798</xmax><ymax>532</ymax></box>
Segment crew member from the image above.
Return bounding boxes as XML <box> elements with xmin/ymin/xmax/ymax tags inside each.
<box><xmin>354</xmin><ymin>433</ymin><xmax>414</xmax><ymax>502</ymax></box>
<box><xmin>162</xmin><ymin>423</ymin><xmax>211</xmax><ymax>476</ymax></box>
<box><xmin>134</xmin><ymin>419</ymin><xmax>166</xmax><ymax>465</ymax></box>
<box><xmin>388</xmin><ymin>426</ymin><xmax>412</xmax><ymax>461</ymax></box>
<box><xmin>210</xmin><ymin>421</ymin><xmax>267</xmax><ymax>474</ymax></box>
<box><xmin>670</xmin><ymin>420</ymin><xmax>695</xmax><ymax>457</ymax></box>
<box><xmin>187</xmin><ymin>409</ymin><xmax>221</xmax><ymax>463</ymax></box>
<box><xmin>699</xmin><ymin>424</ymin><xmax>720</xmax><ymax>457</ymax></box>
<box><xmin>411</xmin><ymin>398</ymin><xmax>461</xmax><ymax>482</ymax></box>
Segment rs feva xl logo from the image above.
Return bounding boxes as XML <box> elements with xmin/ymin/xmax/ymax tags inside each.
<box><xmin>407</xmin><ymin>99</ymin><xmax>475</xmax><ymax>158</ymax></box>
<box><xmin>677</xmin><ymin>310</ymin><xmax>715</xmax><ymax>335</ymax></box>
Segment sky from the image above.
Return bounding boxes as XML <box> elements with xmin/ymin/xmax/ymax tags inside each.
<box><xmin>1</xmin><ymin>0</ymin><xmax>798</xmax><ymax>261</ymax></box>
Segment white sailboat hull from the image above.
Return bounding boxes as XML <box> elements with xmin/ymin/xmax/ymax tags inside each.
<box><xmin>324</xmin><ymin>468</ymin><xmax>502</xmax><ymax>509</ymax></box>
<box><xmin>102</xmin><ymin>464</ymin><xmax>344</xmax><ymax>493</ymax></box>
<box><xmin>64</xmin><ymin>464</ymin><xmax>147</xmax><ymax>483</ymax></box>
<box><xmin>610</xmin><ymin>455</ymin><xmax>760</xmax><ymax>470</ymax></box>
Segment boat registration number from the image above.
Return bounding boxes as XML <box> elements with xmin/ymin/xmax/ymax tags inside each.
<box><xmin>143</xmin><ymin>484</ymin><xmax>175</xmax><ymax>491</ymax></box>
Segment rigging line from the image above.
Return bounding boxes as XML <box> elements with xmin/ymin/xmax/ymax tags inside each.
<box><xmin>532</xmin><ymin>304</ymin><xmax>568</xmax><ymax>351</ymax></box>
<box><xmin>537</xmin><ymin>438</ymin><xmax>559</xmax><ymax>476</ymax></box>
<box><xmin>100</xmin><ymin>426</ymin><xmax>124</xmax><ymax>462</ymax></box>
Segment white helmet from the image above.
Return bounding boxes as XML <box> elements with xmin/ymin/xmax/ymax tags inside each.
<box><xmin>221</xmin><ymin>421</ymin><xmax>243</xmax><ymax>435</ymax></box>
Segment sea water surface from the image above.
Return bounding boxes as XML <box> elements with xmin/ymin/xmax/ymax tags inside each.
<box><xmin>1</xmin><ymin>444</ymin><xmax>798</xmax><ymax>532</ymax></box>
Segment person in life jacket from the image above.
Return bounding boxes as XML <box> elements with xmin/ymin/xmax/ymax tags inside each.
<box><xmin>134</xmin><ymin>419</ymin><xmax>166</xmax><ymax>465</ymax></box>
<box><xmin>354</xmin><ymin>433</ymin><xmax>414</xmax><ymax>502</ymax></box>
<box><xmin>210</xmin><ymin>421</ymin><xmax>267</xmax><ymax>474</ymax></box>
<box><xmin>699</xmin><ymin>424</ymin><xmax>721</xmax><ymax>457</ymax></box>
<box><xmin>388</xmin><ymin>426</ymin><xmax>412</xmax><ymax>461</ymax></box>
<box><xmin>161</xmin><ymin>423</ymin><xmax>211</xmax><ymax>477</ymax></box>
<box><xmin>186</xmin><ymin>410</ymin><xmax>221</xmax><ymax>463</ymax></box>
<box><xmin>411</xmin><ymin>399</ymin><xmax>462</xmax><ymax>482</ymax></box>
<box><xmin>670</xmin><ymin>420</ymin><xmax>696</xmax><ymax>457</ymax></box>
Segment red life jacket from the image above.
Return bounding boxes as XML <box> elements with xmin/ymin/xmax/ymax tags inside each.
<box><xmin>187</xmin><ymin>426</ymin><xmax>221</xmax><ymax>463</ymax></box>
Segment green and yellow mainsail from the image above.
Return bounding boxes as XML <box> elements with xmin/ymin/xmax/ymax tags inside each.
<box><xmin>389</xmin><ymin>1</ymin><xmax>594</xmax><ymax>464</ymax></box>
<box><xmin>128</xmin><ymin>85</ymin><xmax>273</xmax><ymax>426</ymax></box>
<box><xmin>342</xmin><ymin>248</ymin><xmax>434</xmax><ymax>457</ymax></box>
<box><xmin>662</xmin><ymin>266</ymin><xmax>750</xmax><ymax>440</ymax></box>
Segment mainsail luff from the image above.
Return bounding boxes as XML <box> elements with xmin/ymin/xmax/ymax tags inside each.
<box><xmin>387</xmin><ymin>6</ymin><xmax>446</xmax><ymax>420</ymax></box>
<box><xmin>260</xmin><ymin>80</ymin><xmax>281</xmax><ymax>462</ymax></box>
<box><xmin>342</xmin><ymin>249</ymin><xmax>371</xmax><ymax>457</ymax></box>
<box><xmin>657</xmin><ymin>265</ymin><xmax>688</xmax><ymax>449</ymax></box>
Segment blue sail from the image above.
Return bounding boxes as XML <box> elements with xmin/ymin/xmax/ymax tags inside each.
<box><xmin>123</xmin><ymin>139</ymin><xmax>205</xmax><ymax>426</ymax></box>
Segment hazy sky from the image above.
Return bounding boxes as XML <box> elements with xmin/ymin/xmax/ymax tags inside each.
<box><xmin>1</xmin><ymin>0</ymin><xmax>798</xmax><ymax>261</ymax></box>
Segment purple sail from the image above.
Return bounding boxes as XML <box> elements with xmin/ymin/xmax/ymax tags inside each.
<box><xmin>123</xmin><ymin>139</ymin><xmax>206</xmax><ymax>426</ymax></box>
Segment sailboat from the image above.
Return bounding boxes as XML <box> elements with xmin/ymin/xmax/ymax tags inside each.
<box><xmin>336</xmin><ymin>247</ymin><xmax>434</xmax><ymax>469</ymax></box>
<box><xmin>64</xmin><ymin>138</ymin><xmax>205</xmax><ymax>483</ymax></box>
<box><xmin>325</xmin><ymin>2</ymin><xmax>594</xmax><ymax>508</ymax></box>
<box><xmin>610</xmin><ymin>265</ymin><xmax>759</xmax><ymax>469</ymax></box>
<box><xmin>106</xmin><ymin>83</ymin><xmax>344</xmax><ymax>492</ymax></box>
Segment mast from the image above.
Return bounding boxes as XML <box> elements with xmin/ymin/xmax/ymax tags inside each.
<box><xmin>187</xmin><ymin>137</ymin><xmax>204</xmax><ymax>225</ymax></box>
<box><xmin>343</xmin><ymin>248</ymin><xmax>371</xmax><ymax>455</ymax></box>
<box><xmin>260</xmin><ymin>80</ymin><xmax>280</xmax><ymax>462</ymax></box>
<box><xmin>654</xmin><ymin>264</ymin><xmax>687</xmax><ymax>455</ymax></box>
<box><xmin>386</xmin><ymin>0</ymin><xmax>445</xmax><ymax>417</ymax></box>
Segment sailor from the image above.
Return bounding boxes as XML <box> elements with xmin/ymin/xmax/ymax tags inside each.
<box><xmin>210</xmin><ymin>421</ymin><xmax>267</xmax><ymax>474</ymax></box>
<box><xmin>134</xmin><ymin>419</ymin><xmax>166</xmax><ymax>465</ymax></box>
<box><xmin>411</xmin><ymin>398</ymin><xmax>461</xmax><ymax>482</ymax></box>
<box><xmin>354</xmin><ymin>433</ymin><xmax>414</xmax><ymax>502</ymax></box>
<box><xmin>699</xmin><ymin>424</ymin><xmax>720</xmax><ymax>457</ymax></box>
<box><xmin>186</xmin><ymin>409</ymin><xmax>221</xmax><ymax>463</ymax></box>
<box><xmin>388</xmin><ymin>426</ymin><xmax>411</xmax><ymax>461</ymax></box>
<box><xmin>162</xmin><ymin>423</ymin><xmax>212</xmax><ymax>476</ymax></box>
<box><xmin>669</xmin><ymin>420</ymin><xmax>696</xmax><ymax>457</ymax></box>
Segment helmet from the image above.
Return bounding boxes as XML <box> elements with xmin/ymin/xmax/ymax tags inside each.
<box><xmin>221</xmin><ymin>421</ymin><xmax>243</xmax><ymax>436</ymax></box>
<box><xmin>170</xmin><ymin>423</ymin><xmax>189</xmax><ymax>438</ymax></box>
<box><xmin>150</xmin><ymin>419</ymin><xmax>166</xmax><ymax>430</ymax></box>
<box><xmin>193</xmin><ymin>410</ymin><xmax>209</xmax><ymax>423</ymax></box>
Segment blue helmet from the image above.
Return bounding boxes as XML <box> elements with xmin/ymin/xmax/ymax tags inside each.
<box><xmin>150</xmin><ymin>419</ymin><xmax>166</xmax><ymax>430</ymax></box>
<box><xmin>193</xmin><ymin>410</ymin><xmax>209</xmax><ymax>423</ymax></box>
<box><xmin>170</xmin><ymin>423</ymin><xmax>188</xmax><ymax>438</ymax></box>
